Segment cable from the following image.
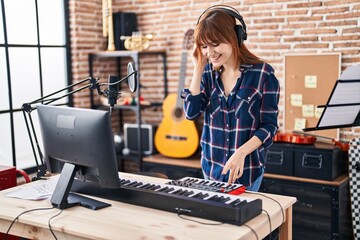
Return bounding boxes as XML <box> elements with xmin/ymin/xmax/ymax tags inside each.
<box><xmin>246</xmin><ymin>191</ymin><xmax>284</xmax><ymax>240</ymax></box>
<box><xmin>176</xmin><ymin>191</ymin><xmax>284</xmax><ymax>239</ymax></box>
<box><xmin>48</xmin><ymin>209</ymin><xmax>64</xmax><ymax>240</ymax></box>
<box><xmin>245</xmin><ymin>191</ymin><xmax>285</xmax><ymax>225</ymax></box>
<box><xmin>3</xmin><ymin>207</ymin><xmax>54</xmax><ymax>240</ymax></box>
<box><xmin>262</xmin><ymin>209</ymin><xmax>272</xmax><ymax>239</ymax></box>
<box><xmin>243</xmin><ymin>224</ymin><xmax>259</xmax><ymax>240</ymax></box>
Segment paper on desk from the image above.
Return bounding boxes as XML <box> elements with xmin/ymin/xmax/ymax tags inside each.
<box><xmin>5</xmin><ymin>176</ymin><xmax>58</xmax><ymax>200</ymax></box>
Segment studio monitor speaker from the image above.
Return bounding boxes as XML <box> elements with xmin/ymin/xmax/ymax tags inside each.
<box><xmin>113</xmin><ymin>12</ymin><xmax>138</xmax><ymax>50</ymax></box>
<box><xmin>124</xmin><ymin>123</ymin><xmax>155</xmax><ymax>155</ymax></box>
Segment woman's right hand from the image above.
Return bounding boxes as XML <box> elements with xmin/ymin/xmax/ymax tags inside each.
<box><xmin>192</xmin><ymin>44</ymin><xmax>207</xmax><ymax>72</ymax></box>
<box><xmin>189</xmin><ymin>44</ymin><xmax>205</xmax><ymax>95</ymax></box>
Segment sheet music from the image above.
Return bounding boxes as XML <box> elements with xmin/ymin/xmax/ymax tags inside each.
<box><xmin>304</xmin><ymin>65</ymin><xmax>360</xmax><ymax>131</ymax></box>
<box><xmin>329</xmin><ymin>81</ymin><xmax>360</xmax><ymax>105</ymax></box>
<box><xmin>339</xmin><ymin>65</ymin><xmax>360</xmax><ymax>80</ymax></box>
<box><xmin>318</xmin><ymin>105</ymin><xmax>360</xmax><ymax>127</ymax></box>
<box><xmin>5</xmin><ymin>175</ymin><xmax>58</xmax><ymax>200</ymax></box>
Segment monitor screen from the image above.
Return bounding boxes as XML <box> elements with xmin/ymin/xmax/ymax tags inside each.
<box><xmin>37</xmin><ymin>105</ymin><xmax>121</xmax><ymax>209</ymax></box>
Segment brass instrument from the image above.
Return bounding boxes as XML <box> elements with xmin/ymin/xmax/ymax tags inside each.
<box><xmin>102</xmin><ymin>0</ymin><xmax>115</xmax><ymax>51</ymax></box>
<box><xmin>120</xmin><ymin>32</ymin><xmax>155</xmax><ymax>51</ymax></box>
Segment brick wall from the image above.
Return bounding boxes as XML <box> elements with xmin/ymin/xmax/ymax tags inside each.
<box><xmin>69</xmin><ymin>0</ymin><xmax>360</xmax><ymax>142</ymax></box>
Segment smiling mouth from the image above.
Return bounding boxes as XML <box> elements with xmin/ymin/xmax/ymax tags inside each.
<box><xmin>210</xmin><ymin>54</ymin><xmax>221</xmax><ymax>62</ymax></box>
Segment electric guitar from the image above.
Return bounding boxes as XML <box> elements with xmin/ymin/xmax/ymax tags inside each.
<box><xmin>155</xmin><ymin>29</ymin><xmax>199</xmax><ymax>158</ymax></box>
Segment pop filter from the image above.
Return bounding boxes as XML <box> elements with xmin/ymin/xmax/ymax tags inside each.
<box><xmin>127</xmin><ymin>62</ymin><xmax>137</xmax><ymax>93</ymax></box>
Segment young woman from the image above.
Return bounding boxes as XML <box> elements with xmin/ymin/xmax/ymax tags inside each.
<box><xmin>181</xmin><ymin>6</ymin><xmax>280</xmax><ymax>191</ymax></box>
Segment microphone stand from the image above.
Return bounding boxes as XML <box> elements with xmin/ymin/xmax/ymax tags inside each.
<box><xmin>22</xmin><ymin>70</ymin><xmax>137</xmax><ymax>180</ymax></box>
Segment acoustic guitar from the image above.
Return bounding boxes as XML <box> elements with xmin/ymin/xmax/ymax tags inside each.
<box><xmin>155</xmin><ymin>29</ymin><xmax>199</xmax><ymax>158</ymax></box>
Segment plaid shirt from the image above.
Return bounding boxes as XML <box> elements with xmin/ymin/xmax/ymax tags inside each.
<box><xmin>181</xmin><ymin>62</ymin><xmax>280</xmax><ymax>186</ymax></box>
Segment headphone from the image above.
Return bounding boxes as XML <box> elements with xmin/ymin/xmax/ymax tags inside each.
<box><xmin>196</xmin><ymin>5</ymin><xmax>247</xmax><ymax>46</ymax></box>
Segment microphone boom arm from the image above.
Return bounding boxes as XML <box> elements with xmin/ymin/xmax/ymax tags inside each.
<box><xmin>22</xmin><ymin>77</ymin><xmax>101</xmax><ymax>113</ymax></box>
<box><xmin>22</xmin><ymin>77</ymin><xmax>102</xmax><ymax>179</ymax></box>
<box><xmin>22</xmin><ymin>66</ymin><xmax>137</xmax><ymax>180</ymax></box>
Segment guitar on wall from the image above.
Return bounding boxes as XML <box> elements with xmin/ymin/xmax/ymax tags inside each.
<box><xmin>155</xmin><ymin>29</ymin><xmax>199</xmax><ymax>158</ymax></box>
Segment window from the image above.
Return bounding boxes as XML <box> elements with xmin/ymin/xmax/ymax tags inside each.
<box><xmin>0</xmin><ymin>0</ymin><xmax>71</xmax><ymax>171</ymax></box>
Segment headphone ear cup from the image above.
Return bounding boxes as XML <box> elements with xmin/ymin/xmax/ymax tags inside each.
<box><xmin>234</xmin><ymin>25</ymin><xmax>243</xmax><ymax>46</ymax></box>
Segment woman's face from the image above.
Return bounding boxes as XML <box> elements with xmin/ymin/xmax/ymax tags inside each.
<box><xmin>200</xmin><ymin>42</ymin><xmax>233</xmax><ymax>68</ymax></box>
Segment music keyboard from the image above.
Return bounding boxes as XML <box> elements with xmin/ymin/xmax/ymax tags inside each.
<box><xmin>72</xmin><ymin>176</ymin><xmax>262</xmax><ymax>226</ymax></box>
<box><xmin>166</xmin><ymin>177</ymin><xmax>246</xmax><ymax>195</ymax></box>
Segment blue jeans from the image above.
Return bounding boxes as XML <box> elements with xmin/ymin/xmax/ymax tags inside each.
<box><xmin>246</xmin><ymin>170</ymin><xmax>264</xmax><ymax>192</ymax></box>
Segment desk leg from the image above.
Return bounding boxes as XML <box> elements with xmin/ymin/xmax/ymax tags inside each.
<box><xmin>279</xmin><ymin>206</ymin><xmax>293</xmax><ymax>240</ymax></box>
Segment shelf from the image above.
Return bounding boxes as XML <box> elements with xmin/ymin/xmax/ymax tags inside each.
<box><xmin>89</xmin><ymin>50</ymin><xmax>166</xmax><ymax>58</ymax></box>
<box><xmin>94</xmin><ymin>102</ymin><xmax>163</xmax><ymax>111</ymax></box>
<box><xmin>264</xmin><ymin>173</ymin><xmax>348</xmax><ymax>186</ymax></box>
<box><xmin>88</xmin><ymin>50</ymin><xmax>167</xmax><ymax>172</ymax></box>
<box><xmin>89</xmin><ymin>50</ymin><xmax>168</xmax><ymax>109</ymax></box>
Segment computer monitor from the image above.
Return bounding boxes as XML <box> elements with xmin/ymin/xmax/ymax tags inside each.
<box><xmin>37</xmin><ymin>105</ymin><xmax>121</xmax><ymax>210</ymax></box>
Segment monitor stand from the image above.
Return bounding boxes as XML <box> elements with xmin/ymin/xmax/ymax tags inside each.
<box><xmin>51</xmin><ymin>163</ymin><xmax>111</xmax><ymax>210</ymax></box>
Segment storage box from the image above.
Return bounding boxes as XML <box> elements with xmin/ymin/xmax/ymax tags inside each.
<box><xmin>264</xmin><ymin>143</ymin><xmax>294</xmax><ymax>176</ymax></box>
<box><xmin>293</xmin><ymin>142</ymin><xmax>348</xmax><ymax>181</ymax></box>
<box><xmin>265</xmin><ymin>142</ymin><xmax>348</xmax><ymax>181</ymax></box>
<box><xmin>0</xmin><ymin>165</ymin><xmax>17</xmax><ymax>190</ymax></box>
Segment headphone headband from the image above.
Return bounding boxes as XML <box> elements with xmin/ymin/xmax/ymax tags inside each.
<box><xmin>196</xmin><ymin>5</ymin><xmax>247</xmax><ymax>45</ymax></box>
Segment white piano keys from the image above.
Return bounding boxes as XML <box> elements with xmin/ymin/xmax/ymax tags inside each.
<box><xmin>119</xmin><ymin>176</ymin><xmax>255</xmax><ymax>206</ymax></box>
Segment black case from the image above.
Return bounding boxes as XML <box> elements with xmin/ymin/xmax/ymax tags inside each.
<box><xmin>113</xmin><ymin>12</ymin><xmax>138</xmax><ymax>50</ymax></box>
<box><xmin>293</xmin><ymin>142</ymin><xmax>348</xmax><ymax>181</ymax></box>
<box><xmin>265</xmin><ymin>142</ymin><xmax>294</xmax><ymax>176</ymax></box>
<box><xmin>265</xmin><ymin>142</ymin><xmax>348</xmax><ymax>180</ymax></box>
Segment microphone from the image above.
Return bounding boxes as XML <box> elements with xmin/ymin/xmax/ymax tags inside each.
<box><xmin>105</xmin><ymin>62</ymin><xmax>137</xmax><ymax>113</ymax></box>
<box><xmin>107</xmin><ymin>75</ymin><xmax>120</xmax><ymax>109</ymax></box>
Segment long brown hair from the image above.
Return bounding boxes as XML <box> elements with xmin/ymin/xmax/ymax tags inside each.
<box><xmin>195</xmin><ymin>9</ymin><xmax>263</xmax><ymax>67</ymax></box>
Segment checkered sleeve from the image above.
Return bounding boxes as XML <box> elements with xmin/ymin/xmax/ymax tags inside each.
<box><xmin>180</xmin><ymin>68</ymin><xmax>211</xmax><ymax>120</ymax></box>
<box><xmin>180</xmin><ymin>89</ymin><xmax>206</xmax><ymax>120</ymax></box>
<box><xmin>253</xmin><ymin>68</ymin><xmax>280</xmax><ymax>149</ymax></box>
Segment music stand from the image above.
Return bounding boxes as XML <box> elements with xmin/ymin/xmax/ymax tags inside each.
<box><xmin>303</xmin><ymin>65</ymin><xmax>360</xmax><ymax>239</ymax></box>
<box><xmin>303</xmin><ymin>65</ymin><xmax>360</xmax><ymax>132</ymax></box>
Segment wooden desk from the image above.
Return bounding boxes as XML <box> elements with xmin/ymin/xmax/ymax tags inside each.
<box><xmin>0</xmin><ymin>172</ymin><xmax>296</xmax><ymax>240</ymax></box>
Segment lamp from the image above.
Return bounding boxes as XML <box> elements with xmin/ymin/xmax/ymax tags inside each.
<box><xmin>21</xmin><ymin>62</ymin><xmax>137</xmax><ymax>180</ymax></box>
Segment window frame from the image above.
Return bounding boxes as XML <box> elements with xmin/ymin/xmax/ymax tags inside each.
<box><xmin>0</xmin><ymin>0</ymin><xmax>72</xmax><ymax>173</ymax></box>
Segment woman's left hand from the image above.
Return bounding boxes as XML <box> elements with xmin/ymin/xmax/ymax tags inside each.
<box><xmin>221</xmin><ymin>152</ymin><xmax>246</xmax><ymax>184</ymax></box>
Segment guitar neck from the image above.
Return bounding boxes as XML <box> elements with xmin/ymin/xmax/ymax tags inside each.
<box><xmin>176</xmin><ymin>51</ymin><xmax>188</xmax><ymax>109</ymax></box>
<box><xmin>154</xmin><ymin>29</ymin><xmax>198</xmax><ymax>159</ymax></box>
